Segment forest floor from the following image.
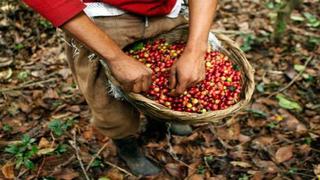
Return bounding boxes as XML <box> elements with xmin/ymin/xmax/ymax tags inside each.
<box><xmin>0</xmin><ymin>0</ymin><xmax>319</xmax><ymax>179</ymax></box>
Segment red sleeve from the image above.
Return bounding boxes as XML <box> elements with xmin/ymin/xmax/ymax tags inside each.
<box><xmin>22</xmin><ymin>0</ymin><xmax>86</xmax><ymax>27</ymax></box>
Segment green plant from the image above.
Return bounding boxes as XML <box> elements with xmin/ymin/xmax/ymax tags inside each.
<box><xmin>14</xmin><ymin>43</ymin><xmax>24</xmax><ymax>50</ymax></box>
<box><xmin>5</xmin><ymin>134</ymin><xmax>38</xmax><ymax>170</ymax></box>
<box><xmin>48</xmin><ymin>118</ymin><xmax>75</xmax><ymax>136</ymax></box>
<box><xmin>55</xmin><ymin>144</ymin><xmax>68</xmax><ymax>154</ymax></box>
<box><xmin>17</xmin><ymin>71</ymin><xmax>30</xmax><ymax>81</ymax></box>
<box><xmin>240</xmin><ymin>34</ymin><xmax>255</xmax><ymax>52</ymax></box>
<box><xmin>267</xmin><ymin>121</ymin><xmax>279</xmax><ymax>129</ymax></box>
<box><xmin>197</xmin><ymin>165</ymin><xmax>206</xmax><ymax>174</ymax></box>
<box><xmin>2</xmin><ymin>124</ymin><xmax>13</xmax><ymax>132</ymax></box>
<box><xmin>90</xmin><ymin>158</ymin><xmax>103</xmax><ymax>168</ymax></box>
<box><xmin>238</xmin><ymin>174</ymin><xmax>249</xmax><ymax>180</ymax></box>
<box><xmin>303</xmin><ymin>12</ymin><xmax>320</xmax><ymax>28</ymax></box>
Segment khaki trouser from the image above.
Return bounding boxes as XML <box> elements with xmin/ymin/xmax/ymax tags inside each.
<box><xmin>65</xmin><ymin>14</ymin><xmax>188</xmax><ymax>139</ymax></box>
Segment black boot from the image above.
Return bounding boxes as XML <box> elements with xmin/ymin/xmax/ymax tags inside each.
<box><xmin>113</xmin><ymin>136</ymin><xmax>161</xmax><ymax>176</ymax></box>
<box><xmin>145</xmin><ymin>116</ymin><xmax>193</xmax><ymax>136</ymax></box>
<box><xmin>169</xmin><ymin>122</ymin><xmax>193</xmax><ymax>136</ymax></box>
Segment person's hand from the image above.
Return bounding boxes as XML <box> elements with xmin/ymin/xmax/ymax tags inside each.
<box><xmin>169</xmin><ymin>49</ymin><xmax>206</xmax><ymax>94</ymax></box>
<box><xmin>107</xmin><ymin>54</ymin><xmax>152</xmax><ymax>93</ymax></box>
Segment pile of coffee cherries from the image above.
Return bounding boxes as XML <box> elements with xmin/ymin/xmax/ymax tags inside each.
<box><xmin>126</xmin><ymin>39</ymin><xmax>242</xmax><ymax>113</ymax></box>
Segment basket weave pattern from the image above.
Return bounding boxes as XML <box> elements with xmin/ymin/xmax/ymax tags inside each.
<box><xmin>104</xmin><ymin>31</ymin><xmax>255</xmax><ymax>124</ymax></box>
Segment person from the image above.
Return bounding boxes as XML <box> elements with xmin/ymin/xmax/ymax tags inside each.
<box><xmin>23</xmin><ymin>0</ymin><xmax>218</xmax><ymax>176</ymax></box>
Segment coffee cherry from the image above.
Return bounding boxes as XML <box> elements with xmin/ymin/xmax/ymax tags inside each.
<box><xmin>126</xmin><ymin>40</ymin><xmax>242</xmax><ymax>113</ymax></box>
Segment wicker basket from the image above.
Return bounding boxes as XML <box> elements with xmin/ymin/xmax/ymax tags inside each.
<box><xmin>103</xmin><ymin>29</ymin><xmax>255</xmax><ymax>124</ymax></box>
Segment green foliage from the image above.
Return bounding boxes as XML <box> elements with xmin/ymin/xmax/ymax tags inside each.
<box><xmin>238</xmin><ymin>174</ymin><xmax>249</xmax><ymax>180</ymax></box>
<box><xmin>2</xmin><ymin>124</ymin><xmax>13</xmax><ymax>132</ymax></box>
<box><xmin>288</xmin><ymin>167</ymin><xmax>298</xmax><ymax>174</ymax></box>
<box><xmin>256</xmin><ymin>82</ymin><xmax>265</xmax><ymax>93</ymax></box>
<box><xmin>5</xmin><ymin>134</ymin><xmax>38</xmax><ymax>170</ymax></box>
<box><xmin>240</xmin><ymin>34</ymin><xmax>255</xmax><ymax>52</ymax></box>
<box><xmin>48</xmin><ymin>118</ymin><xmax>75</xmax><ymax>137</ymax></box>
<box><xmin>304</xmin><ymin>137</ymin><xmax>312</xmax><ymax>145</ymax></box>
<box><xmin>98</xmin><ymin>177</ymin><xmax>111</xmax><ymax>180</ymax></box>
<box><xmin>247</xmin><ymin>109</ymin><xmax>268</xmax><ymax>118</ymax></box>
<box><xmin>294</xmin><ymin>64</ymin><xmax>305</xmax><ymax>72</ymax></box>
<box><xmin>55</xmin><ymin>144</ymin><xmax>68</xmax><ymax>154</ymax></box>
<box><xmin>14</xmin><ymin>43</ymin><xmax>24</xmax><ymax>50</ymax></box>
<box><xmin>303</xmin><ymin>12</ymin><xmax>320</xmax><ymax>28</ymax></box>
<box><xmin>17</xmin><ymin>71</ymin><xmax>29</xmax><ymax>81</ymax></box>
<box><xmin>90</xmin><ymin>158</ymin><xmax>103</xmax><ymax>168</ymax></box>
<box><xmin>267</xmin><ymin>121</ymin><xmax>279</xmax><ymax>129</ymax></box>
<box><xmin>197</xmin><ymin>165</ymin><xmax>206</xmax><ymax>174</ymax></box>
<box><xmin>130</xmin><ymin>41</ymin><xmax>144</xmax><ymax>51</ymax></box>
<box><xmin>38</xmin><ymin>19</ymin><xmax>53</xmax><ymax>29</ymax></box>
<box><xmin>276</xmin><ymin>94</ymin><xmax>302</xmax><ymax>111</ymax></box>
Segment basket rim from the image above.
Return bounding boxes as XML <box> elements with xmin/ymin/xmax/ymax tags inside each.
<box><xmin>106</xmin><ymin>31</ymin><xmax>255</xmax><ymax>123</ymax></box>
<box><xmin>122</xmin><ymin>33</ymin><xmax>255</xmax><ymax>122</ymax></box>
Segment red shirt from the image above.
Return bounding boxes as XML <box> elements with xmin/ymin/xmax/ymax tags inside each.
<box><xmin>23</xmin><ymin>0</ymin><xmax>177</xmax><ymax>27</ymax></box>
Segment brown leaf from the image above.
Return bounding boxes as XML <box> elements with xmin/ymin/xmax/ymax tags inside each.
<box><xmin>216</xmin><ymin>123</ymin><xmax>240</xmax><ymax>140</ymax></box>
<box><xmin>67</xmin><ymin>105</ymin><xmax>81</xmax><ymax>113</ymax></box>
<box><xmin>43</xmin><ymin>88</ymin><xmax>59</xmax><ymax>99</ymax></box>
<box><xmin>105</xmin><ymin>168</ymin><xmax>124</xmax><ymax>180</ymax></box>
<box><xmin>252</xmin><ymin>136</ymin><xmax>274</xmax><ymax>150</ymax></box>
<box><xmin>83</xmin><ymin>127</ymin><xmax>93</xmax><ymax>140</ymax></box>
<box><xmin>38</xmin><ymin>137</ymin><xmax>51</xmax><ymax>149</ymax></box>
<box><xmin>314</xmin><ymin>164</ymin><xmax>320</xmax><ymax>176</ymax></box>
<box><xmin>298</xmin><ymin>144</ymin><xmax>311</xmax><ymax>155</ymax></box>
<box><xmin>203</xmin><ymin>147</ymin><xmax>226</xmax><ymax>156</ymax></box>
<box><xmin>1</xmin><ymin>161</ymin><xmax>15</xmax><ymax>179</ymax></box>
<box><xmin>187</xmin><ymin>174</ymin><xmax>204</xmax><ymax>180</ymax></box>
<box><xmin>18</xmin><ymin>102</ymin><xmax>32</xmax><ymax>113</ymax></box>
<box><xmin>254</xmin><ymin>160</ymin><xmax>278</xmax><ymax>173</ymax></box>
<box><xmin>55</xmin><ymin>168</ymin><xmax>79</xmax><ymax>180</ymax></box>
<box><xmin>187</xmin><ymin>160</ymin><xmax>201</xmax><ymax>177</ymax></box>
<box><xmin>250</xmin><ymin>171</ymin><xmax>264</xmax><ymax>180</ymax></box>
<box><xmin>279</xmin><ymin>109</ymin><xmax>307</xmax><ymax>135</ymax></box>
<box><xmin>165</xmin><ymin>163</ymin><xmax>183</xmax><ymax>177</ymax></box>
<box><xmin>230</xmin><ymin>161</ymin><xmax>252</xmax><ymax>168</ymax></box>
<box><xmin>275</xmin><ymin>145</ymin><xmax>293</xmax><ymax>163</ymax></box>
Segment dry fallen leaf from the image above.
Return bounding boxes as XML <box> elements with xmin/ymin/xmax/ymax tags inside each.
<box><xmin>38</xmin><ymin>137</ymin><xmax>51</xmax><ymax>149</ymax></box>
<box><xmin>54</xmin><ymin>168</ymin><xmax>79</xmax><ymax>180</ymax></box>
<box><xmin>230</xmin><ymin>161</ymin><xmax>252</xmax><ymax>168</ymax></box>
<box><xmin>187</xmin><ymin>174</ymin><xmax>204</xmax><ymax>180</ymax></box>
<box><xmin>165</xmin><ymin>163</ymin><xmax>183</xmax><ymax>178</ymax></box>
<box><xmin>275</xmin><ymin>145</ymin><xmax>294</xmax><ymax>163</ymax></box>
<box><xmin>314</xmin><ymin>164</ymin><xmax>320</xmax><ymax>176</ymax></box>
<box><xmin>253</xmin><ymin>159</ymin><xmax>278</xmax><ymax>173</ymax></box>
<box><xmin>105</xmin><ymin>168</ymin><xmax>124</xmax><ymax>180</ymax></box>
<box><xmin>1</xmin><ymin>161</ymin><xmax>15</xmax><ymax>179</ymax></box>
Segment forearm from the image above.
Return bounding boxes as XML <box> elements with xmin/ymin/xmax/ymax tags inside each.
<box><xmin>186</xmin><ymin>0</ymin><xmax>218</xmax><ymax>53</ymax></box>
<box><xmin>61</xmin><ymin>12</ymin><xmax>124</xmax><ymax>63</ymax></box>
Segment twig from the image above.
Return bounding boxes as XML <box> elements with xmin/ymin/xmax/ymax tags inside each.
<box><xmin>103</xmin><ymin>160</ymin><xmax>134</xmax><ymax>177</ymax></box>
<box><xmin>0</xmin><ymin>78</ymin><xmax>57</xmax><ymax>93</ymax></box>
<box><xmin>16</xmin><ymin>168</ymin><xmax>29</xmax><ymax>179</ymax></box>
<box><xmin>69</xmin><ymin>131</ymin><xmax>90</xmax><ymax>180</ymax></box>
<box><xmin>86</xmin><ymin>141</ymin><xmax>109</xmax><ymax>171</ymax></box>
<box><xmin>48</xmin><ymin>155</ymin><xmax>76</xmax><ymax>177</ymax></box>
<box><xmin>267</xmin><ymin>56</ymin><xmax>314</xmax><ymax>98</ymax></box>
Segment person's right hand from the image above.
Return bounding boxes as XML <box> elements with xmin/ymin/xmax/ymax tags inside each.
<box><xmin>107</xmin><ymin>53</ymin><xmax>153</xmax><ymax>93</ymax></box>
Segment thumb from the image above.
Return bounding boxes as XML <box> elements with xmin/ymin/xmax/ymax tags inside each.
<box><xmin>169</xmin><ymin>66</ymin><xmax>177</xmax><ymax>89</ymax></box>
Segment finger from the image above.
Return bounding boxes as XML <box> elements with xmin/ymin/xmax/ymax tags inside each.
<box><xmin>132</xmin><ymin>78</ymin><xmax>143</xmax><ymax>93</ymax></box>
<box><xmin>175</xmin><ymin>78</ymin><xmax>188</xmax><ymax>94</ymax></box>
<box><xmin>169</xmin><ymin>67</ymin><xmax>177</xmax><ymax>89</ymax></box>
<box><xmin>142</xmin><ymin>75</ymin><xmax>150</xmax><ymax>92</ymax></box>
<box><xmin>122</xmin><ymin>81</ymin><xmax>134</xmax><ymax>92</ymax></box>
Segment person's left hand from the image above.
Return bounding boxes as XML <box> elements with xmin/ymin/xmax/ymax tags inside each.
<box><xmin>169</xmin><ymin>49</ymin><xmax>206</xmax><ymax>94</ymax></box>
